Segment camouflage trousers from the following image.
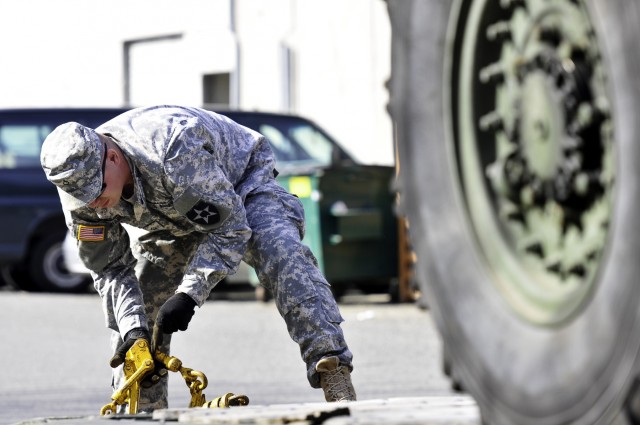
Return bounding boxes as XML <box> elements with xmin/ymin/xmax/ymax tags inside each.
<box><xmin>110</xmin><ymin>182</ymin><xmax>353</xmax><ymax>411</ymax></box>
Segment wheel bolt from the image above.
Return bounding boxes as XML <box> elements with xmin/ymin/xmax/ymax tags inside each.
<box><xmin>487</xmin><ymin>22</ymin><xmax>512</xmax><ymax>43</ymax></box>
<box><xmin>479</xmin><ymin>111</ymin><xmax>504</xmax><ymax>133</ymax></box>
<box><xmin>480</xmin><ymin>63</ymin><xmax>505</xmax><ymax>85</ymax></box>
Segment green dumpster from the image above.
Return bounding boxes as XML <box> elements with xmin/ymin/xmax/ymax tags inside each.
<box><xmin>218</xmin><ymin>111</ymin><xmax>399</xmax><ymax>299</ymax></box>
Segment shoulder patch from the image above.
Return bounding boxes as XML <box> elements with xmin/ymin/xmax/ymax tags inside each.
<box><xmin>77</xmin><ymin>225</ymin><xmax>105</xmax><ymax>242</ymax></box>
<box><xmin>186</xmin><ymin>200</ymin><xmax>221</xmax><ymax>225</ymax></box>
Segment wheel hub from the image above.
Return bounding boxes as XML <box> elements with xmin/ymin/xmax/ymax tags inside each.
<box><xmin>520</xmin><ymin>70</ymin><xmax>564</xmax><ymax>180</ymax></box>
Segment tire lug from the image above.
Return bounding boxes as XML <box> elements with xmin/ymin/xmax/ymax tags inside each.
<box><xmin>486</xmin><ymin>21</ymin><xmax>512</xmax><ymax>43</ymax></box>
<box><xmin>520</xmin><ymin>186</ymin><xmax>535</xmax><ymax>207</ymax></box>
<box><xmin>565</xmin><ymin>153</ymin><xmax>583</xmax><ymax>174</ymax></box>
<box><xmin>577</xmin><ymin>102</ymin><xmax>594</xmax><ymax>125</ymax></box>
<box><xmin>486</xmin><ymin>161</ymin><xmax>508</xmax><ymax>196</ymax></box>
<box><xmin>479</xmin><ymin>63</ymin><xmax>506</xmax><ymax>85</ymax></box>
<box><xmin>573</xmin><ymin>172</ymin><xmax>590</xmax><ymax>195</ymax></box>
<box><xmin>500</xmin><ymin>203</ymin><xmax>525</xmax><ymax>223</ymax></box>
<box><xmin>563</xmin><ymin>136</ymin><xmax>582</xmax><ymax>149</ymax></box>
<box><xmin>594</xmin><ymin>97</ymin><xmax>611</xmax><ymax>119</ymax></box>
<box><xmin>569</xmin><ymin>103</ymin><xmax>598</xmax><ymax>135</ymax></box>
<box><xmin>479</xmin><ymin>111</ymin><xmax>504</xmax><ymax>133</ymax></box>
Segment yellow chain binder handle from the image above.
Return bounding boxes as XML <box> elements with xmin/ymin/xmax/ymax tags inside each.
<box><xmin>100</xmin><ymin>339</ymin><xmax>154</xmax><ymax>415</ymax></box>
<box><xmin>100</xmin><ymin>340</ymin><xmax>250</xmax><ymax>415</ymax></box>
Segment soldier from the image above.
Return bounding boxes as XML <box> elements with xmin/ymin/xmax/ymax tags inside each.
<box><xmin>40</xmin><ymin>105</ymin><xmax>356</xmax><ymax>411</ymax></box>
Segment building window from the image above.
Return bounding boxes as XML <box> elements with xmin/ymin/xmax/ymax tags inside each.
<box><xmin>203</xmin><ymin>73</ymin><xmax>231</xmax><ymax>107</ymax></box>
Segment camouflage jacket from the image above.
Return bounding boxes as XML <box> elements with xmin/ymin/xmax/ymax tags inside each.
<box><xmin>64</xmin><ymin>105</ymin><xmax>276</xmax><ymax>336</ymax></box>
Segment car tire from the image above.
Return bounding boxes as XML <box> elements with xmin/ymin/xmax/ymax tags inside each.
<box><xmin>388</xmin><ymin>0</ymin><xmax>640</xmax><ymax>424</ymax></box>
<box><xmin>28</xmin><ymin>231</ymin><xmax>91</xmax><ymax>293</ymax></box>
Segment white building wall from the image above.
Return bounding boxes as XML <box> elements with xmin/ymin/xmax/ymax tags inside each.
<box><xmin>0</xmin><ymin>0</ymin><xmax>392</xmax><ymax>165</ymax></box>
<box><xmin>291</xmin><ymin>0</ymin><xmax>393</xmax><ymax>165</ymax></box>
<box><xmin>236</xmin><ymin>0</ymin><xmax>293</xmax><ymax>112</ymax></box>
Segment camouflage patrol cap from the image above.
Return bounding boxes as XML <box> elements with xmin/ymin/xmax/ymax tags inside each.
<box><xmin>40</xmin><ymin>122</ymin><xmax>105</xmax><ymax>211</ymax></box>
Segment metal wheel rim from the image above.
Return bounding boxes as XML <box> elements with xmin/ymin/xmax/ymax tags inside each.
<box><xmin>455</xmin><ymin>0</ymin><xmax>615</xmax><ymax>326</ymax></box>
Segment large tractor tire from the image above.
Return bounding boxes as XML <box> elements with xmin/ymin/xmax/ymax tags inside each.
<box><xmin>387</xmin><ymin>0</ymin><xmax>640</xmax><ymax>424</ymax></box>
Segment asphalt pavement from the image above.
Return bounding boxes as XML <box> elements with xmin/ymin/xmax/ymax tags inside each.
<box><xmin>0</xmin><ymin>286</ymin><xmax>479</xmax><ymax>425</ymax></box>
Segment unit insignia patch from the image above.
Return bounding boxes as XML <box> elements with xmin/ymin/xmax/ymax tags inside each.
<box><xmin>186</xmin><ymin>201</ymin><xmax>221</xmax><ymax>225</ymax></box>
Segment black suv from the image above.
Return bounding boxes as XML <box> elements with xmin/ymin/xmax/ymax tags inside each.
<box><xmin>0</xmin><ymin>108</ymin><xmax>398</xmax><ymax>295</ymax></box>
<box><xmin>0</xmin><ymin>108</ymin><xmax>128</xmax><ymax>292</ymax></box>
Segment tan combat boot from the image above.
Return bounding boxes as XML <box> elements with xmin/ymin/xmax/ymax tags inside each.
<box><xmin>316</xmin><ymin>356</ymin><xmax>357</xmax><ymax>402</ymax></box>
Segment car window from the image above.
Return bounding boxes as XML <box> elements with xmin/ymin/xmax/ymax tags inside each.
<box><xmin>0</xmin><ymin>124</ymin><xmax>52</xmax><ymax>169</ymax></box>
<box><xmin>0</xmin><ymin>109</ymin><xmax>127</xmax><ymax>170</ymax></box>
<box><xmin>254</xmin><ymin>121</ymin><xmax>335</xmax><ymax>168</ymax></box>
<box><xmin>258</xmin><ymin>124</ymin><xmax>315</xmax><ymax>163</ymax></box>
<box><xmin>289</xmin><ymin>125</ymin><xmax>333</xmax><ymax>165</ymax></box>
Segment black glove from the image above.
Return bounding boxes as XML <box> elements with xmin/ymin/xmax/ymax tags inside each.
<box><xmin>110</xmin><ymin>327</ymin><xmax>167</xmax><ymax>388</ymax></box>
<box><xmin>156</xmin><ymin>292</ymin><xmax>197</xmax><ymax>334</ymax></box>
<box><xmin>109</xmin><ymin>327</ymin><xmax>151</xmax><ymax>368</ymax></box>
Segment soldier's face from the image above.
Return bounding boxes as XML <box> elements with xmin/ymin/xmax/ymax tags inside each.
<box><xmin>88</xmin><ymin>144</ymin><xmax>124</xmax><ymax>209</ymax></box>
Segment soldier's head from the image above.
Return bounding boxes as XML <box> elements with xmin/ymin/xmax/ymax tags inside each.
<box><xmin>41</xmin><ymin>122</ymin><xmax>131</xmax><ymax>210</ymax></box>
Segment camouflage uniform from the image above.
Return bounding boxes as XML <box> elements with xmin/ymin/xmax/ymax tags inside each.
<box><xmin>44</xmin><ymin>106</ymin><xmax>353</xmax><ymax>410</ymax></box>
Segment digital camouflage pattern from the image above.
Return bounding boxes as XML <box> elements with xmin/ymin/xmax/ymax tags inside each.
<box><xmin>41</xmin><ymin>122</ymin><xmax>105</xmax><ymax>211</ymax></box>
<box><xmin>49</xmin><ymin>105</ymin><xmax>352</xmax><ymax>410</ymax></box>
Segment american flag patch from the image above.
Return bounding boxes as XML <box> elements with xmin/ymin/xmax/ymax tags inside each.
<box><xmin>77</xmin><ymin>225</ymin><xmax>105</xmax><ymax>242</ymax></box>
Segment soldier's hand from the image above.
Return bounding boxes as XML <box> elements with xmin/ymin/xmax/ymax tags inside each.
<box><xmin>109</xmin><ymin>327</ymin><xmax>167</xmax><ymax>388</ymax></box>
<box><xmin>156</xmin><ymin>293</ymin><xmax>197</xmax><ymax>335</ymax></box>
<box><xmin>109</xmin><ymin>327</ymin><xmax>151</xmax><ymax>368</ymax></box>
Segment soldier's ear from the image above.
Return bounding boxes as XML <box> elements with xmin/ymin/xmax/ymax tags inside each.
<box><xmin>107</xmin><ymin>146</ymin><xmax>122</xmax><ymax>165</ymax></box>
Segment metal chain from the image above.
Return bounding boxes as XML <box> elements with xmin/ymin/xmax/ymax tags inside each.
<box><xmin>100</xmin><ymin>341</ymin><xmax>249</xmax><ymax>415</ymax></box>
